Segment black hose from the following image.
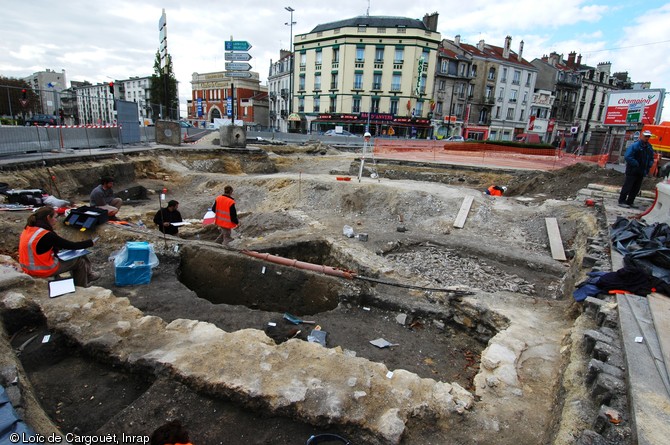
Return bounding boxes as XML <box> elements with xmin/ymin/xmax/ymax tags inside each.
<box><xmin>353</xmin><ymin>275</ymin><xmax>473</xmax><ymax>295</ymax></box>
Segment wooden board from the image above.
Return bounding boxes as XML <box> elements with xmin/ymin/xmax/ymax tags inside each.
<box><xmin>453</xmin><ymin>196</ymin><xmax>474</xmax><ymax>229</ymax></box>
<box><xmin>545</xmin><ymin>217</ymin><xmax>567</xmax><ymax>261</ymax></box>
<box><xmin>649</xmin><ymin>292</ymin><xmax>670</xmax><ymax>378</ymax></box>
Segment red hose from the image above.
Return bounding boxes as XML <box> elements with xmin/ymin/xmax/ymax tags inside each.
<box><xmin>241</xmin><ymin>250</ymin><xmax>356</xmax><ymax>279</ymax></box>
<box><xmin>634</xmin><ymin>187</ymin><xmax>658</xmax><ymax>220</ymax></box>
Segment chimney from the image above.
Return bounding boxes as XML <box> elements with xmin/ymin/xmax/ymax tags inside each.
<box><xmin>477</xmin><ymin>39</ymin><xmax>485</xmax><ymax>51</ymax></box>
<box><xmin>518</xmin><ymin>40</ymin><xmax>524</xmax><ymax>61</ymax></box>
<box><xmin>503</xmin><ymin>35</ymin><xmax>512</xmax><ymax>59</ymax></box>
<box><xmin>455</xmin><ymin>34</ymin><xmax>461</xmax><ymax>46</ymax></box>
<box><xmin>567</xmin><ymin>51</ymin><xmax>576</xmax><ymax>67</ymax></box>
<box><xmin>577</xmin><ymin>54</ymin><xmax>582</xmax><ymax>66</ymax></box>
<box><xmin>422</xmin><ymin>12</ymin><xmax>439</xmax><ymax>31</ymax></box>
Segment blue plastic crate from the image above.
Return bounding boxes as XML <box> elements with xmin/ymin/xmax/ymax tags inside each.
<box><xmin>126</xmin><ymin>241</ymin><xmax>150</xmax><ymax>265</ymax></box>
<box><xmin>115</xmin><ymin>264</ymin><xmax>152</xmax><ymax>286</ymax></box>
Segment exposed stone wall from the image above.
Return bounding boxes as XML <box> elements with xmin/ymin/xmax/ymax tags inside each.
<box><xmin>0</xmin><ymin>268</ymin><xmax>475</xmax><ymax>445</ymax></box>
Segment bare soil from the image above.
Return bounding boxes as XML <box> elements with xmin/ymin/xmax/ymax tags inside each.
<box><xmin>0</xmin><ymin>146</ymin><xmax>658</xmax><ymax>444</ymax></box>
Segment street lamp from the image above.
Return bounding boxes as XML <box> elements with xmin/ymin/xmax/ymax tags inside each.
<box><xmin>285</xmin><ymin>6</ymin><xmax>296</xmax><ymax>120</ymax></box>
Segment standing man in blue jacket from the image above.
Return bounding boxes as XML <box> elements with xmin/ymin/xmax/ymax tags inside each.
<box><xmin>619</xmin><ymin>130</ymin><xmax>655</xmax><ymax>208</ymax></box>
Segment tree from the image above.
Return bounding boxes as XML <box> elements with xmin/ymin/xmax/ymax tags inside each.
<box><xmin>0</xmin><ymin>76</ymin><xmax>38</xmax><ymax>121</ymax></box>
<box><xmin>149</xmin><ymin>51</ymin><xmax>179</xmax><ymax>120</ymax></box>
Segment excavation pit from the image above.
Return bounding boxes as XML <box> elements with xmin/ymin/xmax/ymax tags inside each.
<box><xmin>0</xmin><ymin>151</ymin><xmax>627</xmax><ymax>445</ymax></box>
<box><xmin>174</xmin><ymin>243</ymin><xmax>488</xmax><ymax>387</ymax></box>
<box><xmin>178</xmin><ymin>244</ymin><xmax>353</xmax><ymax>315</ymax></box>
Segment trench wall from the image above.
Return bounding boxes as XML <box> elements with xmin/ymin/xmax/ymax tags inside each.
<box><xmin>179</xmin><ymin>245</ymin><xmax>361</xmax><ymax>315</ymax></box>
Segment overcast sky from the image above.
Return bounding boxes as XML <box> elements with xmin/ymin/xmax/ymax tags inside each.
<box><xmin>2</xmin><ymin>0</ymin><xmax>669</xmax><ymax>121</ymax></box>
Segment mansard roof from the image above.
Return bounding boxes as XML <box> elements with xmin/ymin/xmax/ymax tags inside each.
<box><xmin>311</xmin><ymin>16</ymin><xmax>429</xmax><ymax>33</ymax></box>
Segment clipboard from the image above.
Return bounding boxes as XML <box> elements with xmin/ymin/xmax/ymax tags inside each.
<box><xmin>49</xmin><ymin>278</ymin><xmax>75</xmax><ymax>298</ymax></box>
<box><xmin>57</xmin><ymin>249</ymin><xmax>91</xmax><ymax>261</ymax></box>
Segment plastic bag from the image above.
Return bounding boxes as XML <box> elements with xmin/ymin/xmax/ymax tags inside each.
<box><xmin>111</xmin><ymin>241</ymin><xmax>159</xmax><ymax>268</ymax></box>
<box><xmin>112</xmin><ymin>242</ymin><xmax>159</xmax><ymax>286</ymax></box>
<box><xmin>343</xmin><ymin>225</ymin><xmax>355</xmax><ymax>238</ymax></box>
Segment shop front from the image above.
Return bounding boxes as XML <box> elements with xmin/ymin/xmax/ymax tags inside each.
<box><xmin>287</xmin><ymin>113</ymin><xmax>306</xmax><ymax>133</ymax></box>
<box><xmin>310</xmin><ymin>113</ymin><xmax>432</xmax><ymax>138</ymax></box>
<box><xmin>463</xmin><ymin>125</ymin><xmax>490</xmax><ymax>141</ymax></box>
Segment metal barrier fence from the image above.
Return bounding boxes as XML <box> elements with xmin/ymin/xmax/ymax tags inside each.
<box><xmin>0</xmin><ymin>126</ymin><xmax>156</xmax><ymax>156</ymax></box>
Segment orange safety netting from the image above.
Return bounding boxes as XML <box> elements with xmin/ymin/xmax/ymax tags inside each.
<box><xmin>371</xmin><ymin>140</ymin><xmax>602</xmax><ymax>171</ymax></box>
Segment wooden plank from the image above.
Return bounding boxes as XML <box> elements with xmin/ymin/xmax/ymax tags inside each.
<box><xmin>649</xmin><ymin>292</ymin><xmax>670</xmax><ymax>380</ymax></box>
<box><xmin>545</xmin><ymin>217</ymin><xmax>567</xmax><ymax>261</ymax></box>
<box><xmin>453</xmin><ymin>196</ymin><xmax>474</xmax><ymax>229</ymax></box>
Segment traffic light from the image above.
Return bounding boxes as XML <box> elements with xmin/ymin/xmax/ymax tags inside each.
<box><xmin>108</xmin><ymin>82</ymin><xmax>114</xmax><ymax>95</ymax></box>
<box><xmin>21</xmin><ymin>89</ymin><xmax>27</xmax><ymax>100</ymax></box>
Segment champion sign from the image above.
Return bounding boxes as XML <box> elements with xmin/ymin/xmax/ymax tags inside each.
<box><xmin>604</xmin><ymin>89</ymin><xmax>665</xmax><ymax>126</ymax></box>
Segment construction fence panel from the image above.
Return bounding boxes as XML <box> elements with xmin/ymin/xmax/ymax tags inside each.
<box><xmin>0</xmin><ymin>126</ymin><xmax>123</xmax><ymax>156</ymax></box>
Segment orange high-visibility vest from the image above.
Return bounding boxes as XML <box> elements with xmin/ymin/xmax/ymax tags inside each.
<box><xmin>19</xmin><ymin>227</ymin><xmax>59</xmax><ymax>277</ymax></box>
<box><xmin>487</xmin><ymin>186</ymin><xmax>503</xmax><ymax>196</ymax></box>
<box><xmin>214</xmin><ymin>195</ymin><xmax>237</xmax><ymax>229</ymax></box>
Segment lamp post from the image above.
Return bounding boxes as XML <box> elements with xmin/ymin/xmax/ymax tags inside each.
<box><xmin>447</xmin><ymin>82</ymin><xmax>456</xmax><ymax>138</ymax></box>
<box><xmin>285</xmin><ymin>6</ymin><xmax>296</xmax><ymax>121</ymax></box>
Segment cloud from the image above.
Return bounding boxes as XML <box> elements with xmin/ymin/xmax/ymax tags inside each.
<box><xmin>1</xmin><ymin>0</ymin><xmax>668</xmax><ymax>120</ymax></box>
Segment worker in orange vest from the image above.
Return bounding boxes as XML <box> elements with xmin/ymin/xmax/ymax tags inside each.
<box><xmin>486</xmin><ymin>185</ymin><xmax>507</xmax><ymax>196</ymax></box>
<box><xmin>212</xmin><ymin>185</ymin><xmax>239</xmax><ymax>245</ymax></box>
<box><xmin>18</xmin><ymin>205</ymin><xmax>100</xmax><ymax>287</ymax></box>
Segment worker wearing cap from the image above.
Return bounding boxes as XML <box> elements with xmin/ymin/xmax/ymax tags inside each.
<box><xmin>618</xmin><ymin>130</ymin><xmax>655</xmax><ymax>209</ymax></box>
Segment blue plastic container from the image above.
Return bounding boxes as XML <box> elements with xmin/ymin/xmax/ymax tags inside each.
<box><xmin>115</xmin><ymin>264</ymin><xmax>152</xmax><ymax>286</ymax></box>
<box><xmin>126</xmin><ymin>241</ymin><xmax>150</xmax><ymax>265</ymax></box>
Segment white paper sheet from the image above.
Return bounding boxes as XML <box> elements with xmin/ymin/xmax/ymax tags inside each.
<box><xmin>49</xmin><ymin>278</ymin><xmax>75</xmax><ymax>298</ymax></box>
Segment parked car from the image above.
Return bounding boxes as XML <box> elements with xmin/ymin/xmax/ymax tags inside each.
<box><xmin>324</xmin><ymin>129</ymin><xmax>357</xmax><ymax>137</ymax></box>
<box><xmin>445</xmin><ymin>135</ymin><xmax>465</xmax><ymax>142</ymax></box>
<box><xmin>179</xmin><ymin>121</ymin><xmax>194</xmax><ymax>128</ymax></box>
<box><xmin>25</xmin><ymin>114</ymin><xmax>58</xmax><ymax>126</ymax></box>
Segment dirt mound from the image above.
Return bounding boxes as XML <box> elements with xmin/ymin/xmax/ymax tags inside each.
<box><xmin>506</xmin><ymin>162</ymin><xmax>656</xmax><ymax>200</ymax></box>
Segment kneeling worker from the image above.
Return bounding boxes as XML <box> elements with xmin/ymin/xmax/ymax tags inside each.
<box><xmin>90</xmin><ymin>177</ymin><xmax>122</xmax><ymax>218</ymax></box>
<box><xmin>19</xmin><ymin>206</ymin><xmax>100</xmax><ymax>287</ymax></box>
<box><xmin>486</xmin><ymin>185</ymin><xmax>507</xmax><ymax>196</ymax></box>
<box><xmin>153</xmin><ymin>200</ymin><xmax>183</xmax><ymax>236</ymax></box>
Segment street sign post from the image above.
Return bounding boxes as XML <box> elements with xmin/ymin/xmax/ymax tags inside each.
<box><xmin>225</xmin><ymin>52</ymin><xmax>252</xmax><ymax>61</ymax></box>
<box><xmin>224</xmin><ymin>72</ymin><xmax>253</xmax><ymax>78</ymax></box>
<box><xmin>225</xmin><ymin>62</ymin><xmax>252</xmax><ymax>71</ymax></box>
<box><xmin>225</xmin><ymin>41</ymin><xmax>252</xmax><ymax>51</ymax></box>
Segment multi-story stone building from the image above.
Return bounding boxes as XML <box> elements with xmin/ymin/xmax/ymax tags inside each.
<box><xmin>290</xmin><ymin>13</ymin><xmax>441</xmax><ymax>137</ymax></box>
<box><xmin>533</xmin><ymin>52</ymin><xmax>633</xmax><ymax>151</ymax></box>
<box><xmin>23</xmin><ymin>69</ymin><xmax>68</xmax><ymax>116</ymax></box>
<box><xmin>455</xmin><ymin>36</ymin><xmax>538</xmax><ymax>141</ymax></box>
<box><xmin>527</xmin><ymin>89</ymin><xmax>555</xmax><ymax>142</ymax></box>
<box><xmin>432</xmin><ymin>38</ymin><xmax>475</xmax><ymax>139</ymax></box>
<box><xmin>574</xmin><ymin>61</ymin><xmax>619</xmax><ymax>151</ymax></box>
<box><xmin>187</xmin><ymin>71</ymin><xmax>268</xmax><ymax>128</ymax></box>
<box><xmin>117</xmin><ymin>76</ymin><xmax>153</xmax><ymax>125</ymax></box>
<box><xmin>532</xmin><ymin>52</ymin><xmax>582</xmax><ymax>145</ymax></box>
<box><xmin>73</xmin><ymin>81</ymin><xmax>116</xmax><ymax>125</ymax></box>
<box><xmin>268</xmin><ymin>50</ymin><xmax>293</xmax><ymax>132</ymax></box>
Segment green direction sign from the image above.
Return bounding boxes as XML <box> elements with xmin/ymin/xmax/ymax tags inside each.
<box><xmin>225</xmin><ymin>40</ymin><xmax>252</xmax><ymax>51</ymax></box>
<box><xmin>225</xmin><ymin>72</ymin><xmax>253</xmax><ymax>78</ymax></box>
<box><xmin>225</xmin><ymin>62</ymin><xmax>252</xmax><ymax>71</ymax></box>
